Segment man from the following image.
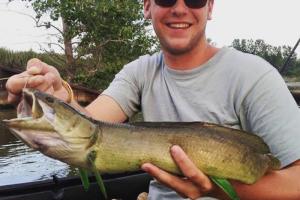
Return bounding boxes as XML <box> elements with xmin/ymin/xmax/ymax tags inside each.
<box><xmin>6</xmin><ymin>0</ymin><xmax>300</xmax><ymax>199</ymax></box>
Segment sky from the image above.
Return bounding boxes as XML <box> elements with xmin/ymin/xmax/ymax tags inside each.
<box><xmin>0</xmin><ymin>1</ymin><xmax>60</xmax><ymax>52</ymax></box>
<box><xmin>207</xmin><ymin>0</ymin><xmax>300</xmax><ymax>55</ymax></box>
<box><xmin>0</xmin><ymin>0</ymin><xmax>299</xmax><ymax>55</ymax></box>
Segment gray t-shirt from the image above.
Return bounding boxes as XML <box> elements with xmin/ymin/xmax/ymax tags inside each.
<box><xmin>102</xmin><ymin>47</ymin><xmax>300</xmax><ymax>199</ymax></box>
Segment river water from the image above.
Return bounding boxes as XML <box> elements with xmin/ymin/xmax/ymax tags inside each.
<box><xmin>0</xmin><ymin>108</ymin><xmax>77</xmax><ymax>186</ymax></box>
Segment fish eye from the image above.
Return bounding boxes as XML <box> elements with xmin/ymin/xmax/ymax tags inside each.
<box><xmin>46</xmin><ymin>96</ymin><xmax>54</xmax><ymax>103</ymax></box>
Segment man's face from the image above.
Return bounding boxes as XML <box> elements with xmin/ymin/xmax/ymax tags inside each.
<box><xmin>144</xmin><ymin>0</ymin><xmax>214</xmax><ymax>55</ymax></box>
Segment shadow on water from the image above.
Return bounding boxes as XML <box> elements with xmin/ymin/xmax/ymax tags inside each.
<box><xmin>0</xmin><ymin>109</ymin><xmax>18</xmax><ymax>145</ymax></box>
<box><xmin>0</xmin><ymin>108</ymin><xmax>77</xmax><ymax>186</ymax></box>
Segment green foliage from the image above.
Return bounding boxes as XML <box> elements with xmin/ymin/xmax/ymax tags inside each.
<box><xmin>15</xmin><ymin>0</ymin><xmax>158</xmax><ymax>82</ymax></box>
<box><xmin>232</xmin><ymin>39</ymin><xmax>300</xmax><ymax>77</ymax></box>
<box><xmin>0</xmin><ymin>47</ymin><xmax>65</xmax><ymax>71</ymax></box>
<box><xmin>73</xmin><ymin>64</ymin><xmax>121</xmax><ymax>90</ymax></box>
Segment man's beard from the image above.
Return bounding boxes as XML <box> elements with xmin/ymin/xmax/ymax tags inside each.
<box><xmin>158</xmin><ymin>29</ymin><xmax>206</xmax><ymax>56</ymax></box>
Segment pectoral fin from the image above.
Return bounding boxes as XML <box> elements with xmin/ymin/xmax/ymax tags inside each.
<box><xmin>210</xmin><ymin>177</ymin><xmax>240</xmax><ymax>200</ymax></box>
<box><xmin>78</xmin><ymin>168</ymin><xmax>90</xmax><ymax>191</ymax></box>
<box><xmin>94</xmin><ymin>169</ymin><xmax>108</xmax><ymax>199</ymax></box>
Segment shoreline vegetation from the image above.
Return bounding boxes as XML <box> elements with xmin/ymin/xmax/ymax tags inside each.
<box><xmin>0</xmin><ymin>39</ymin><xmax>300</xmax><ymax>91</ymax></box>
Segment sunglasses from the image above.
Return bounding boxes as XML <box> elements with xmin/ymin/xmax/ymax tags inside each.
<box><xmin>154</xmin><ymin>0</ymin><xmax>208</xmax><ymax>9</ymax></box>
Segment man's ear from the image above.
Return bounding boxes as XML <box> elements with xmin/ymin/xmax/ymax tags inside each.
<box><xmin>207</xmin><ymin>0</ymin><xmax>214</xmax><ymax>20</ymax></box>
<box><xmin>144</xmin><ymin>0</ymin><xmax>152</xmax><ymax>19</ymax></box>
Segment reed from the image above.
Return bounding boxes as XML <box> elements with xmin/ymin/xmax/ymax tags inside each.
<box><xmin>0</xmin><ymin>48</ymin><xmax>65</xmax><ymax>71</ymax></box>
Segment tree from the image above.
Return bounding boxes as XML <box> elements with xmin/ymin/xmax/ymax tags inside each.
<box><xmin>11</xmin><ymin>0</ymin><xmax>157</xmax><ymax>82</ymax></box>
<box><xmin>232</xmin><ymin>39</ymin><xmax>300</xmax><ymax>76</ymax></box>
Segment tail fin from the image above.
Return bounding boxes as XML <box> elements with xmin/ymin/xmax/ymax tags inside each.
<box><xmin>267</xmin><ymin>154</ymin><xmax>281</xmax><ymax>170</ymax></box>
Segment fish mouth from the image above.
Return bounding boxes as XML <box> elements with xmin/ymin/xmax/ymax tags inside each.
<box><xmin>13</xmin><ymin>88</ymin><xmax>55</xmax><ymax>124</ymax></box>
<box><xmin>3</xmin><ymin>89</ymin><xmax>95</xmax><ymax>168</ymax></box>
<box><xmin>2</xmin><ymin>89</ymin><xmax>57</xmax><ymax>148</ymax></box>
<box><xmin>17</xmin><ymin>89</ymin><xmax>42</xmax><ymax>119</ymax></box>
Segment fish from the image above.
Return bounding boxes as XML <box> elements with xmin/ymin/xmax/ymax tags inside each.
<box><xmin>3</xmin><ymin>88</ymin><xmax>280</xmax><ymax>185</ymax></box>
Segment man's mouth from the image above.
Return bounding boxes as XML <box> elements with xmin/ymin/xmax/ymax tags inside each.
<box><xmin>167</xmin><ymin>23</ymin><xmax>191</xmax><ymax>29</ymax></box>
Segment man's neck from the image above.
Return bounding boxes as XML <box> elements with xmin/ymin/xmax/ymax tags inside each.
<box><xmin>163</xmin><ymin>44</ymin><xmax>219</xmax><ymax>70</ymax></box>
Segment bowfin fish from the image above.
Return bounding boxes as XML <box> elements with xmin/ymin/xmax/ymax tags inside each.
<box><xmin>3</xmin><ymin>89</ymin><xmax>281</xmax><ymax>185</ymax></box>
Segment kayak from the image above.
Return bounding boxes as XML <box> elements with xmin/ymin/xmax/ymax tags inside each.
<box><xmin>0</xmin><ymin>172</ymin><xmax>152</xmax><ymax>200</ymax></box>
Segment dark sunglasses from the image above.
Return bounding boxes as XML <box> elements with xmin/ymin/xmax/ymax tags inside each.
<box><xmin>155</xmin><ymin>0</ymin><xmax>208</xmax><ymax>9</ymax></box>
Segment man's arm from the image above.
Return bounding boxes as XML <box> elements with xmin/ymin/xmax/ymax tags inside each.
<box><xmin>142</xmin><ymin>146</ymin><xmax>300</xmax><ymax>200</ymax></box>
<box><xmin>85</xmin><ymin>94</ymin><xmax>128</xmax><ymax>122</ymax></box>
<box><xmin>232</xmin><ymin>160</ymin><xmax>300</xmax><ymax>200</ymax></box>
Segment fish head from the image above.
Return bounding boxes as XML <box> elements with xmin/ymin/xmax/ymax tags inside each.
<box><xmin>3</xmin><ymin>88</ymin><xmax>99</xmax><ymax>169</ymax></box>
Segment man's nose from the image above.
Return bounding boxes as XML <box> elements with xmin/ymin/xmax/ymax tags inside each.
<box><xmin>171</xmin><ymin>0</ymin><xmax>188</xmax><ymax>16</ymax></box>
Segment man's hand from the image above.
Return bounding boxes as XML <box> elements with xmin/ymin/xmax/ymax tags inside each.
<box><xmin>6</xmin><ymin>58</ymin><xmax>67</xmax><ymax>104</ymax></box>
<box><xmin>141</xmin><ymin>145</ymin><xmax>225</xmax><ymax>199</ymax></box>
<box><xmin>142</xmin><ymin>145</ymin><xmax>300</xmax><ymax>200</ymax></box>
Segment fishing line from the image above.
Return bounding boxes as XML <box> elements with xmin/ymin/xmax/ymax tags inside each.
<box><xmin>24</xmin><ymin>75</ymin><xmax>32</xmax><ymax>89</ymax></box>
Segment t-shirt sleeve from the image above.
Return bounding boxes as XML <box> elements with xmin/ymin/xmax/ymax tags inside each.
<box><xmin>240</xmin><ymin>68</ymin><xmax>300</xmax><ymax>167</ymax></box>
<box><xmin>102</xmin><ymin>60</ymin><xmax>142</xmax><ymax>118</ymax></box>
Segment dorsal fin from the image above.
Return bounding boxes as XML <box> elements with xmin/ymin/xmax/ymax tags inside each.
<box><xmin>129</xmin><ymin>121</ymin><xmax>205</xmax><ymax>128</ymax></box>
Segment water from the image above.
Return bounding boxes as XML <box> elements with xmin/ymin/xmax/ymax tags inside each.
<box><xmin>0</xmin><ymin>108</ymin><xmax>77</xmax><ymax>186</ymax></box>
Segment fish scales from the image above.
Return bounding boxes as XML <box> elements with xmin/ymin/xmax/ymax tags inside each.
<box><xmin>91</xmin><ymin>124</ymin><xmax>271</xmax><ymax>184</ymax></box>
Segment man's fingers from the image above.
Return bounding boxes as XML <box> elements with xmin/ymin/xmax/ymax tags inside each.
<box><xmin>27</xmin><ymin>75</ymin><xmax>56</xmax><ymax>93</ymax></box>
<box><xmin>7</xmin><ymin>92</ymin><xmax>21</xmax><ymax>104</ymax></box>
<box><xmin>32</xmin><ymin>80</ymin><xmax>53</xmax><ymax>93</ymax></box>
<box><xmin>27</xmin><ymin>58</ymin><xmax>47</xmax><ymax>74</ymax></box>
<box><xmin>26</xmin><ymin>75</ymin><xmax>45</xmax><ymax>88</ymax></box>
<box><xmin>27</xmin><ymin>58</ymin><xmax>52</xmax><ymax>73</ymax></box>
<box><xmin>27</xmin><ymin>58</ymin><xmax>61</xmax><ymax>90</ymax></box>
<box><xmin>27</xmin><ymin>66</ymin><xmax>42</xmax><ymax>75</ymax></box>
<box><xmin>45</xmin><ymin>72</ymin><xmax>62</xmax><ymax>91</ymax></box>
<box><xmin>6</xmin><ymin>73</ymin><xmax>30</xmax><ymax>94</ymax></box>
<box><xmin>170</xmin><ymin>145</ymin><xmax>213</xmax><ymax>192</ymax></box>
<box><xmin>141</xmin><ymin>163</ymin><xmax>201</xmax><ymax>199</ymax></box>
<box><xmin>5</xmin><ymin>58</ymin><xmax>62</xmax><ymax>105</ymax></box>
<box><xmin>142</xmin><ymin>163</ymin><xmax>178</xmax><ymax>186</ymax></box>
<box><xmin>27</xmin><ymin>58</ymin><xmax>59</xmax><ymax>76</ymax></box>
<box><xmin>7</xmin><ymin>73</ymin><xmax>59</xmax><ymax>93</ymax></box>
<box><xmin>27</xmin><ymin>58</ymin><xmax>62</xmax><ymax>91</ymax></box>
<box><xmin>12</xmin><ymin>74</ymin><xmax>52</xmax><ymax>92</ymax></box>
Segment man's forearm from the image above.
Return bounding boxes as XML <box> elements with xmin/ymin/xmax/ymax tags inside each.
<box><xmin>230</xmin><ymin>160</ymin><xmax>300</xmax><ymax>200</ymax></box>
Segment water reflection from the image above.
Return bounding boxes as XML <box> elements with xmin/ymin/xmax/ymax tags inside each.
<box><xmin>0</xmin><ymin>108</ymin><xmax>77</xmax><ymax>186</ymax></box>
<box><xmin>0</xmin><ymin>108</ymin><xmax>17</xmax><ymax>145</ymax></box>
